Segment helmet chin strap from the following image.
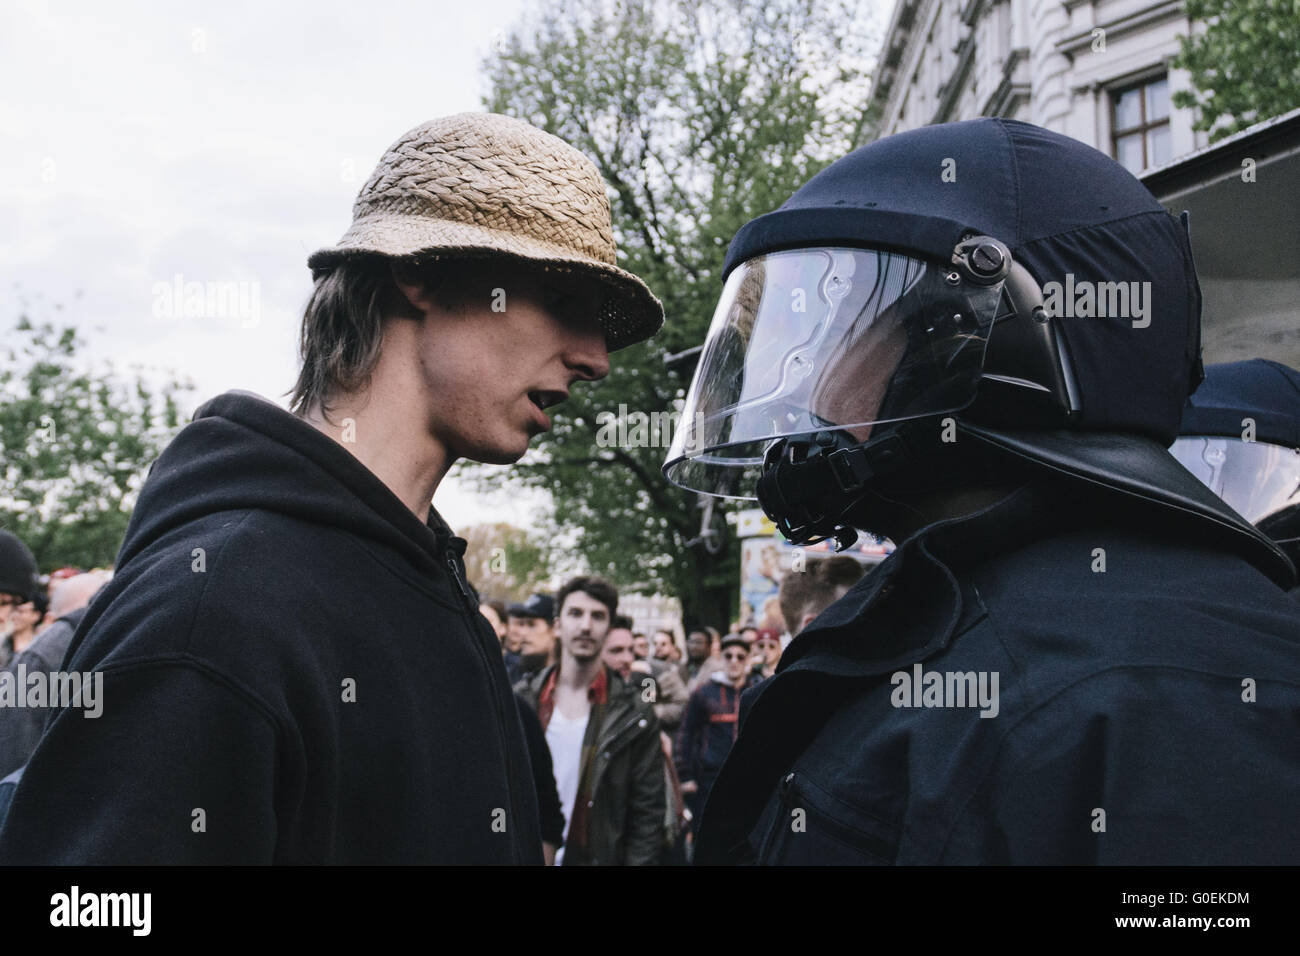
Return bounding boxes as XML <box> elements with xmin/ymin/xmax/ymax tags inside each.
<box><xmin>756</xmin><ymin>420</ymin><xmax>937</xmax><ymax>548</ymax></box>
<box><xmin>756</xmin><ymin>416</ymin><xmax>1022</xmax><ymax>547</ymax></box>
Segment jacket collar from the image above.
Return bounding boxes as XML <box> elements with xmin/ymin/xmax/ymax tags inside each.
<box><xmin>780</xmin><ymin>480</ymin><xmax>1071</xmax><ymax>678</ymax></box>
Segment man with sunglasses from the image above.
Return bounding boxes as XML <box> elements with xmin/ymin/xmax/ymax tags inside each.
<box><xmin>675</xmin><ymin>633</ymin><xmax>761</xmax><ymax>838</ymax></box>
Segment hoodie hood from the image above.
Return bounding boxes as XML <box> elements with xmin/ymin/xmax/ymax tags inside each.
<box><xmin>117</xmin><ymin>391</ymin><xmax>461</xmax><ymax>576</ymax></box>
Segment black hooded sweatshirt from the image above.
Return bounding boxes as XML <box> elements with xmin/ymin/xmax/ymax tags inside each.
<box><xmin>0</xmin><ymin>392</ymin><xmax>543</xmax><ymax>864</ymax></box>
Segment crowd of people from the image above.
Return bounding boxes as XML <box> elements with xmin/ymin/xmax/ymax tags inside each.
<box><xmin>469</xmin><ymin>555</ymin><xmax>866</xmax><ymax>863</ymax></box>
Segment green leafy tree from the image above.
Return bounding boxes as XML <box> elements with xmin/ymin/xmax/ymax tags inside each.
<box><xmin>1173</xmin><ymin>0</ymin><xmax>1300</xmax><ymax>141</ymax></box>
<box><xmin>470</xmin><ymin>0</ymin><xmax>878</xmax><ymax>625</ymax></box>
<box><xmin>460</xmin><ymin>522</ymin><xmax>553</xmax><ymax>602</ymax></box>
<box><xmin>0</xmin><ymin>309</ymin><xmax>193</xmax><ymax>571</ymax></box>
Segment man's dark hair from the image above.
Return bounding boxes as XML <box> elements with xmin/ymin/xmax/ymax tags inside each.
<box><xmin>290</xmin><ymin>255</ymin><xmax>503</xmax><ymax>419</ymax></box>
<box><xmin>555</xmin><ymin>575</ymin><xmax>618</xmax><ymax>620</ymax></box>
<box><xmin>778</xmin><ymin>556</ymin><xmax>866</xmax><ymax>635</ymax></box>
<box><xmin>611</xmin><ymin>614</ymin><xmax>635</xmax><ymax>631</ymax></box>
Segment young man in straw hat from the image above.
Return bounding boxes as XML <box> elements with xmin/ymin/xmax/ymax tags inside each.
<box><xmin>0</xmin><ymin>113</ymin><xmax>662</xmax><ymax>864</ymax></box>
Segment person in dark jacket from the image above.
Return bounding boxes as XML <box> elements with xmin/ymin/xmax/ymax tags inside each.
<box><xmin>0</xmin><ymin>570</ymin><xmax>111</xmax><ymax>779</ymax></box>
<box><xmin>0</xmin><ymin>112</ymin><xmax>662</xmax><ymax>864</ymax></box>
<box><xmin>1172</xmin><ymin>358</ymin><xmax>1300</xmax><ymax>592</ymax></box>
<box><xmin>675</xmin><ymin>633</ymin><xmax>759</xmax><ymax>837</ymax></box>
<box><xmin>663</xmin><ymin>118</ymin><xmax>1300</xmax><ymax>864</ymax></box>
<box><xmin>515</xmin><ymin>577</ymin><xmax>665</xmax><ymax>866</ymax></box>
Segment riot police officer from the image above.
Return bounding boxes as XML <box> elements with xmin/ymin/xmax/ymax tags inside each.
<box><xmin>663</xmin><ymin>118</ymin><xmax>1300</xmax><ymax>864</ymax></box>
<box><xmin>1172</xmin><ymin>358</ymin><xmax>1300</xmax><ymax>589</ymax></box>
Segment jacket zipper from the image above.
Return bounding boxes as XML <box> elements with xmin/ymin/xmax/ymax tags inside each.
<box><xmin>444</xmin><ymin>550</ymin><xmax>526</xmax><ymax>864</ymax></box>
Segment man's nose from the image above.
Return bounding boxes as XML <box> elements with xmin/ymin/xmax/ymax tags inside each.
<box><xmin>565</xmin><ymin>323</ymin><xmax>610</xmax><ymax>382</ymax></box>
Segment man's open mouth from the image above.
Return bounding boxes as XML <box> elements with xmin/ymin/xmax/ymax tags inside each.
<box><xmin>527</xmin><ymin>390</ymin><xmax>567</xmax><ymax>413</ymax></box>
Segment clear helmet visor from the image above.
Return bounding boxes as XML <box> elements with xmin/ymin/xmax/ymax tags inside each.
<box><xmin>1168</xmin><ymin>436</ymin><xmax>1300</xmax><ymax>525</ymax></box>
<box><xmin>663</xmin><ymin>247</ymin><xmax>1008</xmax><ymax>498</ymax></box>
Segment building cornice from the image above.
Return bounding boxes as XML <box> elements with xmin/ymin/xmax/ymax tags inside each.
<box><xmin>932</xmin><ymin>32</ymin><xmax>977</xmax><ymax>123</ymax></box>
<box><xmin>1056</xmin><ymin>0</ymin><xmax>1186</xmax><ymax>57</ymax></box>
<box><xmin>870</xmin><ymin>0</ymin><xmax>931</xmax><ymax>115</ymax></box>
<box><xmin>982</xmin><ymin>46</ymin><xmax>1030</xmax><ymax>117</ymax></box>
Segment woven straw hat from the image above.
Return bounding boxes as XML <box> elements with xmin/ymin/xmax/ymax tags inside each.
<box><xmin>308</xmin><ymin>112</ymin><xmax>663</xmax><ymax>351</ymax></box>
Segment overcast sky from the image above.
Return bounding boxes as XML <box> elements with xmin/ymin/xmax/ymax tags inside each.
<box><xmin>1</xmin><ymin>0</ymin><xmax>550</xmax><ymax>529</ymax></box>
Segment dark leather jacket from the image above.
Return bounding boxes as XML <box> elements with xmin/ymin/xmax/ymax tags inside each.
<box><xmin>517</xmin><ymin>664</ymin><xmax>665</xmax><ymax>865</ymax></box>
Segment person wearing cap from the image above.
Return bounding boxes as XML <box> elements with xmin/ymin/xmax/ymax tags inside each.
<box><xmin>505</xmin><ymin>592</ymin><xmax>556</xmax><ymax>684</ymax></box>
<box><xmin>1171</xmin><ymin>358</ymin><xmax>1300</xmax><ymax>595</ymax></box>
<box><xmin>674</xmin><ymin>632</ymin><xmax>761</xmax><ymax>841</ymax></box>
<box><xmin>664</xmin><ymin>118</ymin><xmax>1300</xmax><ymax>864</ymax></box>
<box><xmin>0</xmin><ymin>113</ymin><xmax>662</xmax><ymax>865</ymax></box>
<box><xmin>0</xmin><ymin>530</ymin><xmax>40</xmax><ymax>670</ymax></box>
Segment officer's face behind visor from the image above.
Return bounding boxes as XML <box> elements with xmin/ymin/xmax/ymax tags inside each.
<box><xmin>663</xmin><ymin>247</ymin><xmax>1007</xmax><ymax>499</ymax></box>
<box><xmin>1169</xmin><ymin>436</ymin><xmax>1300</xmax><ymax>525</ymax></box>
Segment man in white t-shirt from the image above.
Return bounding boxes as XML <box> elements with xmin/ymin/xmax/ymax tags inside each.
<box><xmin>516</xmin><ymin>576</ymin><xmax>665</xmax><ymax>865</ymax></box>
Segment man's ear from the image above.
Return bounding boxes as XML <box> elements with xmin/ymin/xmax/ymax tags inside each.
<box><xmin>390</xmin><ymin>261</ymin><xmax>435</xmax><ymax>317</ymax></box>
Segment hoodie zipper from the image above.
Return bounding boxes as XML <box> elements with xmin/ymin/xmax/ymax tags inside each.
<box><xmin>444</xmin><ymin>550</ymin><xmax>526</xmax><ymax>865</ymax></box>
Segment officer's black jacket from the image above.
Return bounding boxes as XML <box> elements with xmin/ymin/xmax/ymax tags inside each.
<box><xmin>695</xmin><ymin>479</ymin><xmax>1300</xmax><ymax>864</ymax></box>
<box><xmin>0</xmin><ymin>392</ymin><xmax>543</xmax><ymax>863</ymax></box>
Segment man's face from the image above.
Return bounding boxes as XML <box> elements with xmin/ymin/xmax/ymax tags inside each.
<box><xmin>652</xmin><ymin>632</ymin><xmax>674</xmax><ymax>660</ymax></box>
<box><xmin>721</xmin><ymin>643</ymin><xmax>750</xmax><ymax>683</ymax></box>
<box><xmin>755</xmin><ymin>634</ymin><xmax>782</xmax><ymax>670</ymax></box>
<box><xmin>557</xmin><ymin>590</ymin><xmax>612</xmax><ymax>663</ymax></box>
<box><xmin>504</xmin><ymin>616</ymin><xmax>527</xmax><ymax>653</ymax></box>
<box><xmin>602</xmin><ymin>628</ymin><xmax>636</xmax><ymax>679</ymax></box>
<box><xmin>513</xmin><ymin>616</ymin><xmax>554</xmax><ymax>658</ymax></box>
<box><xmin>11</xmin><ymin>601</ymin><xmax>40</xmax><ymax>635</ymax></box>
<box><xmin>0</xmin><ymin>593</ymin><xmax>21</xmax><ymax>636</ymax></box>
<box><xmin>685</xmin><ymin>632</ymin><xmax>710</xmax><ymax>662</ymax></box>
<box><xmin>632</xmin><ymin>634</ymin><xmax>650</xmax><ymax>660</ymax></box>
<box><xmin>402</xmin><ymin>266</ymin><xmax>610</xmax><ymax>466</ymax></box>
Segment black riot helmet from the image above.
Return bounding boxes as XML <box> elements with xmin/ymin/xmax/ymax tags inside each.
<box><xmin>663</xmin><ymin>118</ymin><xmax>1295</xmax><ymax>588</ymax></box>
<box><xmin>1172</xmin><ymin>359</ymin><xmax>1300</xmax><ymax>567</ymax></box>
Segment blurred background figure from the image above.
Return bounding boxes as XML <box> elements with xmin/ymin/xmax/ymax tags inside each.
<box><xmin>777</xmin><ymin>556</ymin><xmax>868</xmax><ymax>639</ymax></box>
<box><xmin>479</xmin><ymin>599</ymin><xmax>508</xmax><ymax>646</ymax></box>
<box><xmin>1172</xmin><ymin>359</ymin><xmax>1300</xmax><ymax>594</ymax></box>
<box><xmin>650</xmin><ymin>629</ymin><xmax>676</xmax><ymax>664</ymax></box>
<box><xmin>631</xmin><ymin>632</ymin><xmax>650</xmax><ymax>661</ymax></box>
<box><xmin>505</xmin><ymin>593</ymin><xmax>555</xmax><ymax>684</ymax></box>
<box><xmin>683</xmin><ymin>627</ymin><xmax>723</xmax><ymax>695</ymax></box>
<box><xmin>0</xmin><ymin>531</ymin><xmax>40</xmax><ymax>669</ymax></box>
<box><xmin>750</xmin><ymin>628</ymin><xmax>782</xmax><ymax>680</ymax></box>
<box><xmin>676</xmin><ymin>633</ymin><xmax>761</xmax><ymax>846</ymax></box>
<box><xmin>603</xmin><ymin>615</ymin><xmax>690</xmax><ymax>863</ymax></box>
<box><xmin>0</xmin><ymin>569</ymin><xmax>113</xmax><ymax>778</ymax></box>
<box><xmin>602</xmin><ymin>616</ymin><xmax>638</xmax><ymax>681</ymax></box>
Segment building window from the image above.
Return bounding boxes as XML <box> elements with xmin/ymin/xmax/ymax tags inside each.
<box><xmin>1111</xmin><ymin>75</ymin><xmax>1171</xmax><ymax>173</ymax></box>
